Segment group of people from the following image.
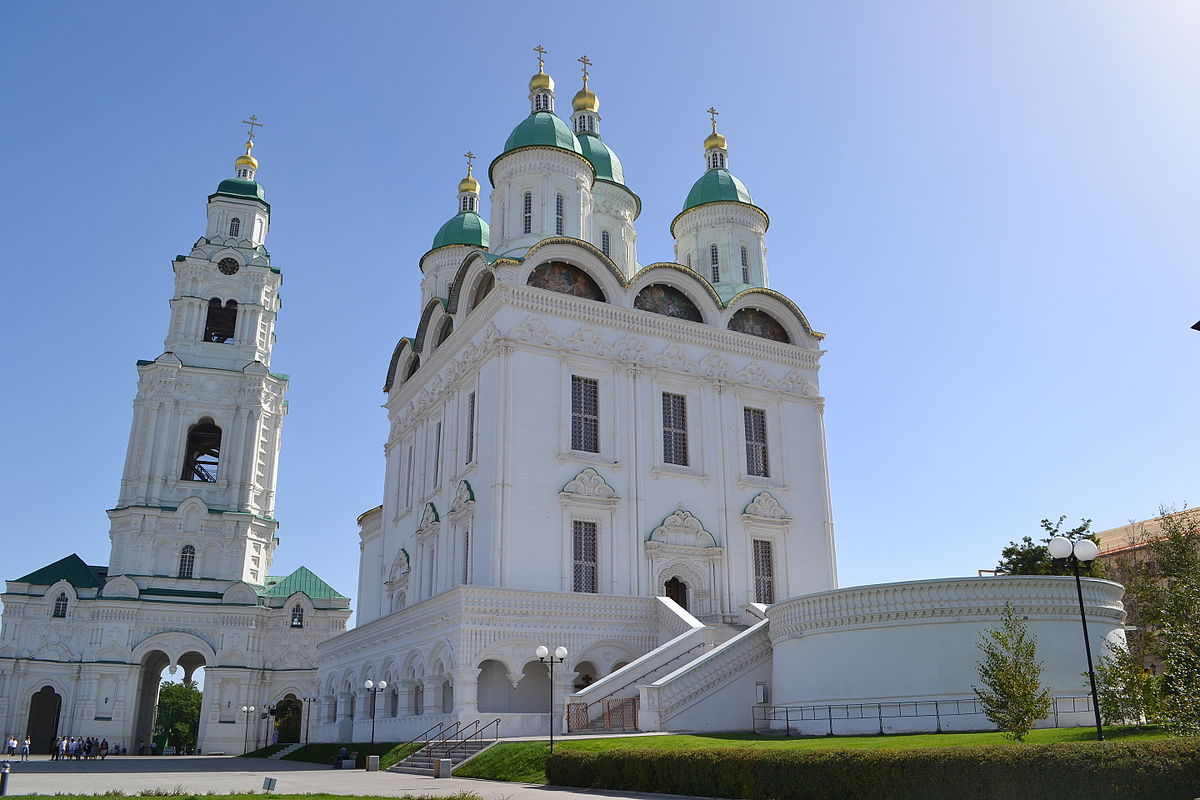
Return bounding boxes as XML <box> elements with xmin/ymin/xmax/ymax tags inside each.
<box><xmin>4</xmin><ymin>735</ymin><xmax>31</xmax><ymax>761</ymax></box>
<box><xmin>50</xmin><ymin>736</ymin><xmax>118</xmax><ymax>760</ymax></box>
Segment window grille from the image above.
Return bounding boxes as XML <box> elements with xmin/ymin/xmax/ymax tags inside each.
<box><xmin>710</xmin><ymin>244</ymin><xmax>720</xmax><ymax>283</ymax></box>
<box><xmin>178</xmin><ymin>545</ymin><xmax>195</xmax><ymax>578</ymax></box>
<box><xmin>433</xmin><ymin>422</ymin><xmax>443</xmax><ymax>487</ymax></box>
<box><xmin>465</xmin><ymin>392</ymin><xmax>476</xmax><ymax>464</ymax></box>
<box><xmin>53</xmin><ymin>593</ymin><xmax>68</xmax><ymax>618</ymax></box>
<box><xmin>535</xmin><ymin>93</ymin><xmax>549</xmax><ymax>111</ymax></box>
<box><xmin>753</xmin><ymin>540</ymin><xmax>775</xmax><ymax>604</ymax></box>
<box><xmin>460</xmin><ymin>196</ymin><xmax>470</xmax><ymax>213</ymax></box>
<box><xmin>601</xmin><ymin>230</ymin><xmax>610</xmax><ymax>256</ymax></box>
<box><xmin>523</xmin><ymin>192</ymin><xmax>532</xmax><ymax>234</ymax></box>
<box><xmin>291</xmin><ymin>605</ymin><xmax>304</xmax><ymax>628</ymax></box>
<box><xmin>662</xmin><ymin>393</ymin><xmax>689</xmax><ymax>466</ymax></box>
<box><xmin>686</xmin><ymin>253</ymin><xmax>692</xmax><ymax>267</ymax></box>
<box><xmin>744</xmin><ymin>407</ymin><xmax>769</xmax><ymax>477</ymax></box>
<box><xmin>573</xmin><ymin>520</ymin><xmax>598</xmax><ymax>593</ymax></box>
<box><xmin>229</xmin><ymin>217</ymin><xmax>240</xmax><ymax>237</ymax></box>
<box><xmin>555</xmin><ymin>193</ymin><xmax>564</xmax><ymax>235</ymax></box>
<box><xmin>462</xmin><ymin>528</ymin><xmax>471</xmax><ymax>585</ymax></box>
<box><xmin>404</xmin><ymin>445</ymin><xmax>413</xmax><ymax>507</ymax></box>
<box><xmin>741</xmin><ymin>246</ymin><xmax>750</xmax><ymax>283</ymax></box>
<box><xmin>571</xmin><ymin>376</ymin><xmax>599</xmax><ymax>452</ymax></box>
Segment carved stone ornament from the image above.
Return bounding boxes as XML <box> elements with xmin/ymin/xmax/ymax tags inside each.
<box><xmin>649</xmin><ymin>510</ymin><xmax>718</xmax><ymax>547</ymax></box>
<box><xmin>743</xmin><ymin>491</ymin><xmax>790</xmax><ymax>520</ymax></box>
<box><xmin>449</xmin><ymin>480</ymin><xmax>475</xmax><ymax>516</ymax></box>
<box><xmin>100</xmin><ymin>575</ymin><xmax>140</xmax><ymax>599</ymax></box>
<box><xmin>222</xmin><ymin>583</ymin><xmax>259</xmax><ymax>605</ymax></box>
<box><xmin>419</xmin><ymin>503</ymin><xmax>440</xmax><ymax>532</ymax></box>
<box><xmin>561</xmin><ymin>467</ymin><xmax>618</xmax><ymax>499</ymax></box>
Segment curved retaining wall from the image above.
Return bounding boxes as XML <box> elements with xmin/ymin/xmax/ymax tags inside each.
<box><xmin>765</xmin><ymin>576</ymin><xmax>1126</xmax><ymax>733</ymax></box>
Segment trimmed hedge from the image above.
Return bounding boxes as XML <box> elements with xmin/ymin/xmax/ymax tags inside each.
<box><xmin>546</xmin><ymin>739</ymin><xmax>1200</xmax><ymax>800</ymax></box>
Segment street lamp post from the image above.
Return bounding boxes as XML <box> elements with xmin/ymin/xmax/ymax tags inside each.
<box><xmin>1048</xmin><ymin>535</ymin><xmax>1104</xmax><ymax>741</ymax></box>
<box><xmin>262</xmin><ymin>703</ymin><xmax>277</xmax><ymax>751</ymax></box>
<box><xmin>364</xmin><ymin>679</ymin><xmax>387</xmax><ymax>759</ymax></box>
<box><xmin>240</xmin><ymin>705</ymin><xmax>255</xmax><ymax>754</ymax></box>
<box><xmin>536</xmin><ymin>645</ymin><xmax>568</xmax><ymax>752</ymax></box>
<box><xmin>302</xmin><ymin>695</ymin><xmax>319</xmax><ymax>758</ymax></box>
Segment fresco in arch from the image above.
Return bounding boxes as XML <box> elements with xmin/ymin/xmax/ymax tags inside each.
<box><xmin>527</xmin><ymin>261</ymin><xmax>605</xmax><ymax>301</ymax></box>
<box><xmin>634</xmin><ymin>284</ymin><xmax>703</xmax><ymax>322</ymax></box>
<box><xmin>729</xmin><ymin>308</ymin><xmax>790</xmax><ymax>343</ymax></box>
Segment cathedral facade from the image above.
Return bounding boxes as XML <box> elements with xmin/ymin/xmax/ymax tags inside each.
<box><xmin>0</xmin><ymin>133</ymin><xmax>349</xmax><ymax>755</ymax></box>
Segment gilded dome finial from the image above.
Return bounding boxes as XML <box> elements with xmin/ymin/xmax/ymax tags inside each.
<box><xmin>572</xmin><ymin>55</ymin><xmax>599</xmax><ymax>114</ymax></box>
<box><xmin>234</xmin><ymin>114</ymin><xmax>263</xmax><ymax>176</ymax></box>
<box><xmin>458</xmin><ymin>150</ymin><xmax>480</xmax><ymax>196</ymax></box>
<box><xmin>703</xmin><ymin>106</ymin><xmax>727</xmax><ymax>153</ymax></box>
<box><xmin>529</xmin><ymin>44</ymin><xmax>554</xmax><ymax>93</ymax></box>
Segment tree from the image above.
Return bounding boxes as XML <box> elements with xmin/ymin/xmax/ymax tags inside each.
<box><xmin>1094</xmin><ymin>639</ymin><xmax>1161</xmax><ymax>726</ymax></box>
<box><xmin>996</xmin><ymin>517</ymin><xmax>1104</xmax><ymax>578</ymax></box>
<box><xmin>973</xmin><ymin>602</ymin><xmax>1052</xmax><ymax>741</ymax></box>
<box><xmin>154</xmin><ymin>680</ymin><xmax>202</xmax><ymax>752</ymax></box>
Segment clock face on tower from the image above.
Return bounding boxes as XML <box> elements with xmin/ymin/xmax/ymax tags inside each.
<box><xmin>218</xmin><ymin>258</ymin><xmax>240</xmax><ymax>275</ymax></box>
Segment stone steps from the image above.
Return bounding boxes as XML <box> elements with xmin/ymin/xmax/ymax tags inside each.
<box><xmin>268</xmin><ymin>742</ymin><xmax>305</xmax><ymax>760</ymax></box>
<box><xmin>388</xmin><ymin>738</ymin><xmax>495</xmax><ymax>776</ymax></box>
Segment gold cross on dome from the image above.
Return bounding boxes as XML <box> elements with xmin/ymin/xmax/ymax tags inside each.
<box><xmin>242</xmin><ymin>115</ymin><xmax>264</xmax><ymax>140</ymax></box>
<box><xmin>533</xmin><ymin>44</ymin><xmax>547</xmax><ymax>69</ymax></box>
<box><xmin>464</xmin><ymin>151</ymin><xmax>476</xmax><ymax>172</ymax></box>
<box><xmin>706</xmin><ymin>107</ymin><xmax>719</xmax><ymax>131</ymax></box>
<box><xmin>578</xmin><ymin>55</ymin><xmax>592</xmax><ymax>78</ymax></box>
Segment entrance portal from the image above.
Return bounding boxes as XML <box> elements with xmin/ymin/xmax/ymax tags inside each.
<box><xmin>665</xmin><ymin>576</ymin><xmax>689</xmax><ymax>610</ymax></box>
<box><xmin>274</xmin><ymin>694</ymin><xmax>301</xmax><ymax>743</ymax></box>
<box><xmin>28</xmin><ymin>686</ymin><xmax>62</xmax><ymax>752</ymax></box>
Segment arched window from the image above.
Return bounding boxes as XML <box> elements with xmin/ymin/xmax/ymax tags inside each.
<box><xmin>228</xmin><ymin>218</ymin><xmax>241</xmax><ymax>237</ymax></box>
<box><xmin>204</xmin><ymin>298</ymin><xmax>237</xmax><ymax>343</ymax></box>
<box><xmin>178</xmin><ymin>545</ymin><xmax>196</xmax><ymax>579</ymax></box>
<box><xmin>52</xmin><ymin>593</ymin><xmax>68</xmax><ymax>618</ymax></box>
<box><xmin>291</xmin><ymin>605</ymin><xmax>304</xmax><ymax>628</ymax></box>
<box><xmin>469</xmin><ymin>272</ymin><xmax>495</xmax><ymax>310</ymax></box>
<box><xmin>555</xmin><ymin>194</ymin><xmax>564</xmax><ymax>235</ymax></box>
<box><xmin>535</xmin><ymin>92</ymin><xmax>549</xmax><ymax>112</ymax></box>
<box><xmin>181</xmin><ymin>418</ymin><xmax>222</xmax><ymax>482</ymax></box>
<box><xmin>601</xmin><ymin>230</ymin><xmax>611</xmax><ymax>256</ymax></box>
<box><xmin>709</xmin><ymin>152</ymin><xmax>726</xmax><ymax>170</ymax></box>
<box><xmin>741</xmin><ymin>246</ymin><xmax>750</xmax><ymax>283</ymax></box>
<box><xmin>460</xmin><ymin>196</ymin><xmax>470</xmax><ymax>213</ymax></box>
<box><xmin>710</xmin><ymin>244</ymin><xmax>720</xmax><ymax>283</ymax></box>
<box><xmin>404</xmin><ymin>355</ymin><xmax>421</xmax><ymax>381</ymax></box>
<box><xmin>522</xmin><ymin>192</ymin><xmax>533</xmax><ymax>235</ymax></box>
<box><xmin>435</xmin><ymin>318</ymin><xmax>453</xmax><ymax>347</ymax></box>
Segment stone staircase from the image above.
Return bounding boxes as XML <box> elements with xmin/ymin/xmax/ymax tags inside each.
<box><xmin>269</xmin><ymin>742</ymin><xmax>305</xmax><ymax>759</ymax></box>
<box><xmin>388</xmin><ymin>738</ymin><xmax>496</xmax><ymax>776</ymax></box>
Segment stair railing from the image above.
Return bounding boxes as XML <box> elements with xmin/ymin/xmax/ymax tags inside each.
<box><xmin>402</xmin><ymin>720</ymin><xmax>444</xmax><ymax>751</ymax></box>
<box><xmin>568</xmin><ymin>641</ymin><xmax>706</xmax><ymax>731</ymax></box>
<box><xmin>430</xmin><ymin>720</ymin><xmax>463</xmax><ymax>748</ymax></box>
<box><xmin>438</xmin><ymin>718</ymin><xmax>481</xmax><ymax>749</ymax></box>
<box><xmin>442</xmin><ymin>717</ymin><xmax>502</xmax><ymax>761</ymax></box>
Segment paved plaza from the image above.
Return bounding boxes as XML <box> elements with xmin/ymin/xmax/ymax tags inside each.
<box><xmin>0</xmin><ymin>754</ymin><xmax>708</xmax><ymax>800</ymax></box>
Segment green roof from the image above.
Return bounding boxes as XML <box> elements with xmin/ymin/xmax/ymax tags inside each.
<box><xmin>16</xmin><ymin>554</ymin><xmax>106</xmax><ymax>588</ymax></box>
<box><xmin>261</xmin><ymin>566</ymin><xmax>346</xmax><ymax>599</ymax></box>
<box><xmin>577</xmin><ymin>134</ymin><xmax>624</xmax><ymax>185</ymax></box>
<box><xmin>502</xmin><ymin>112</ymin><xmax>583</xmax><ymax>156</ymax></box>
<box><xmin>209</xmin><ymin>178</ymin><xmax>268</xmax><ymax>206</ymax></box>
<box><xmin>682</xmin><ymin>168</ymin><xmax>753</xmax><ymax>212</ymax></box>
<box><xmin>431</xmin><ymin>212</ymin><xmax>489</xmax><ymax>251</ymax></box>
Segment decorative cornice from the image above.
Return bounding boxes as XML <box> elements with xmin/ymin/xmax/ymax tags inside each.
<box><xmin>561</xmin><ymin>468</ymin><xmax>618</xmax><ymax>500</ymax></box>
<box><xmin>649</xmin><ymin>510</ymin><xmax>718</xmax><ymax>547</ymax></box>
<box><xmin>743</xmin><ymin>491</ymin><xmax>790</xmax><ymax>521</ymax></box>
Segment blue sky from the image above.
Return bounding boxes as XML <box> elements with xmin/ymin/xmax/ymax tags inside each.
<box><xmin>2</xmin><ymin>1</ymin><xmax>1197</xmax><ymax>619</ymax></box>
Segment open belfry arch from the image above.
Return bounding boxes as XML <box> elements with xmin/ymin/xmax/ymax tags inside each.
<box><xmin>0</xmin><ymin>123</ymin><xmax>349</xmax><ymax>754</ymax></box>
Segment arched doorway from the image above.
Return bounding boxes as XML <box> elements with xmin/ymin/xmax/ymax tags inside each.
<box><xmin>28</xmin><ymin>686</ymin><xmax>62</xmax><ymax>752</ymax></box>
<box><xmin>665</xmin><ymin>576</ymin><xmax>689</xmax><ymax>610</ymax></box>
<box><xmin>133</xmin><ymin>649</ymin><xmax>206</xmax><ymax>754</ymax></box>
<box><xmin>274</xmin><ymin>694</ymin><xmax>301</xmax><ymax>743</ymax></box>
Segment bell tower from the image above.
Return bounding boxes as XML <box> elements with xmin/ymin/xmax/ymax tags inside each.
<box><xmin>107</xmin><ymin>119</ymin><xmax>288</xmax><ymax>588</ymax></box>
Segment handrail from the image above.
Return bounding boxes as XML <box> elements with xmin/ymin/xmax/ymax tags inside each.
<box><xmin>431</xmin><ymin>720</ymin><xmax>463</xmax><ymax>746</ymax></box>
<box><xmin>403</xmin><ymin>720</ymin><xmax>444</xmax><ymax>749</ymax></box>
<box><xmin>576</xmin><ymin>641</ymin><xmax>706</xmax><ymax>726</ymax></box>
<box><xmin>442</xmin><ymin>717</ymin><xmax>502</xmax><ymax>760</ymax></box>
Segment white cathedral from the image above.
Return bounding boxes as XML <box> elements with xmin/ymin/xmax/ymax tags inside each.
<box><xmin>2</xmin><ymin>53</ymin><xmax>1129</xmax><ymax>753</ymax></box>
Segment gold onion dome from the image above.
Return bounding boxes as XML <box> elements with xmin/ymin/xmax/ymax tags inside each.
<box><xmin>704</xmin><ymin>130</ymin><xmax>727</xmax><ymax>151</ymax></box>
<box><xmin>235</xmin><ymin>140</ymin><xmax>258</xmax><ymax>169</ymax></box>
<box><xmin>572</xmin><ymin>79</ymin><xmax>598</xmax><ymax>113</ymax></box>
<box><xmin>458</xmin><ymin>167</ymin><xmax>480</xmax><ymax>194</ymax></box>
<box><xmin>529</xmin><ymin>66</ymin><xmax>554</xmax><ymax>93</ymax></box>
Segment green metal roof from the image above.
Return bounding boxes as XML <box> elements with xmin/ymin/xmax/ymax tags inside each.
<box><xmin>16</xmin><ymin>554</ymin><xmax>107</xmax><ymax>588</ymax></box>
<box><xmin>261</xmin><ymin>566</ymin><xmax>346</xmax><ymax>599</ymax></box>
<box><xmin>577</xmin><ymin>134</ymin><xmax>624</xmax><ymax>185</ymax></box>
<box><xmin>431</xmin><ymin>212</ymin><xmax>490</xmax><ymax>251</ymax></box>
<box><xmin>502</xmin><ymin>112</ymin><xmax>583</xmax><ymax>156</ymax></box>
<box><xmin>682</xmin><ymin>168</ymin><xmax>753</xmax><ymax>212</ymax></box>
<box><xmin>209</xmin><ymin>178</ymin><xmax>269</xmax><ymax>207</ymax></box>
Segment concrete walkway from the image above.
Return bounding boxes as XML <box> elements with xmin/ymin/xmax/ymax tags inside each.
<box><xmin>0</xmin><ymin>754</ymin><xmax>713</xmax><ymax>800</ymax></box>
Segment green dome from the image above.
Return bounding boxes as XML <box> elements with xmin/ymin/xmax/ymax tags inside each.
<box><xmin>211</xmin><ymin>178</ymin><xmax>266</xmax><ymax>203</ymax></box>
<box><xmin>502</xmin><ymin>112</ymin><xmax>583</xmax><ymax>156</ymax></box>
<box><xmin>681</xmin><ymin>168</ymin><xmax>752</xmax><ymax>212</ymax></box>
<box><xmin>431</xmin><ymin>212</ymin><xmax>489</xmax><ymax>251</ymax></box>
<box><xmin>577</xmin><ymin>133</ymin><xmax>625</xmax><ymax>185</ymax></box>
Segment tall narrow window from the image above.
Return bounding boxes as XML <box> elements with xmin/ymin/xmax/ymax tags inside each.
<box><xmin>53</xmin><ymin>592</ymin><xmax>68</xmax><ymax>618</ymax></box>
<box><xmin>229</xmin><ymin>218</ymin><xmax>241</xmax><ymax>237</ymax></box>
<box><xmin>555</xmin><ymin>193</ymin><xmax>564</xmax><ymax>235</ymax></box>
<box><xmin>572</xmin><ymin>520</ymin><xmax>598</xmax><ymax>593</ymax></box>
<box><xmin>601</xmin><ymin>230</ymin><xmax>611</xmax><ymax>256</ymax></box>
<box><xmin>686</xmin><ymin>253</ymin><xmax>692</xmax><ymax>268</ymax></box>
<box><xmin>291</xmin><ymin>605</ymin><xmax>304</xmax><ymax>628</ymax></box>
<box><xmin>741</xmin><ymin>246</ymin><xmax>750</xmax><ymax>283</ymax></box>
<box><xmin>460</xmin><ymin>196</ymin><xmax>470</xmax><ymax>212</ymax></box>
<box><xmin>752</xmin><ymin>540</ymin><xmax>775</xmax><ymax>604</ymax></box>
<box><xmin>465</xmin><ymin>392</ymin><xmax>476</xmax><ymax>464</ymax></box>
<box><xmin>178</xmin><ymin>545</ymin><xmax>196</xmax><ymax>579</ymax></box>
<box><xmin>571</xmin><ymin>376</ymin><xmax>599</xmax><ymax>453</ymax></box>
<box><xmin>744</xmin><ymin>407</ymin><xmax>769</xmax><ymax>477</ymax></box>
<box><xmin>662</xmin><ymin>393</ymin><xmax>689</xmax><ymax>466</ymax></box>
<box><xmin>404</xmin><ymin>445</ymin><xmax>414</xmax><ymax>507</ymax></box>
<box><xmin>432</xmin><ymin>422</ymin><xmax>443</xmax><ymax>487</ymax></box>
<box><xmin>522</xmin><ymin>192</ymin><xmax>533</xmax><ymax>234</ymax></box>
<box><xmin>462</xmin><ymin>528</ymin><xmax>471</xmax><ymax>585</ymax></box>
<box><xmin>710</xmin><ymin>244</ymin><xmax>720</xmax><ymax>283</ymax></box>
<box><xmin>204</xmin><ymin>298</ymin><xmax>237</xmax><ymax>343</ymax></box>
<box><xmin>181</xmin><ymin>419</ymin><xmax>222</xmax><ymax>482</ymax></box>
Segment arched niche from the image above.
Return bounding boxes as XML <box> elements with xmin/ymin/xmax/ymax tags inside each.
<box><xmin>634</xmin><ymin>284</ymin><xmax>703</xmax><ymax>322</ymax></box>
<box><xmin>469</xmin><ymin>271</ymin><xmax>496</xmax><ymax>310</ymax></box>
<box><xmin>527</xmin><ymin>261</ymin><xmax>606</xmax><ymax>302</ymax></box>
<box><xmin>729</xmin><ymin>307</ymin><xmax>791</xmax><ymax>343</ymax></box>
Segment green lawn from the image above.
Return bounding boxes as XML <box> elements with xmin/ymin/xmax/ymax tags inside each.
<box><xmin>453</xmin><ymin>726</ymin><xmax>1170</xmax><ymax>784</ymax></box>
